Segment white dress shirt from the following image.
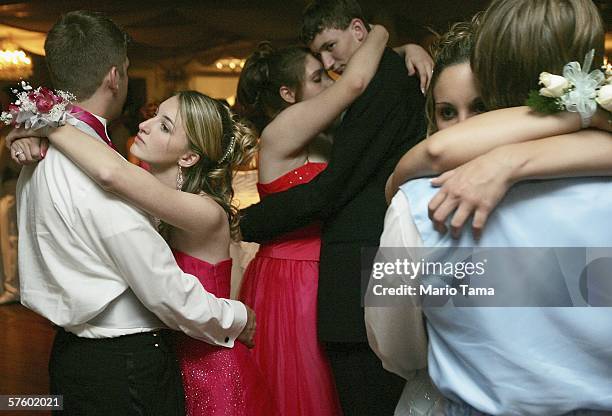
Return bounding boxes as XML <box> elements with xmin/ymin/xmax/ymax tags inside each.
<box><xmin>364</xmin><ymin>191</ymin><xmax>438</xmax><ymax>415</ymax></box>
<box><xmin>365</xmin><ymin>191</ymin><xmax>428</xmax><ymax>379</ymax></box>
<box><xmin>17</xmin><ymin>116</ymin><xmax>246</xmax><ymax>347</ymax></box>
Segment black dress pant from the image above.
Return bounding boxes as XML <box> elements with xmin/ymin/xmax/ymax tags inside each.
<box><xmin>49</xmin><ymin>328</ymin><xmax>184</xmax><ymax>416</ymax></box>
<box><xmin>324</xmin><ymin>342</ymin><xmax>405</xmax><ymax>416</ymax></box>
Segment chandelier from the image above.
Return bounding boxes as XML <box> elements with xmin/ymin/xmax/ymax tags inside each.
<box><xmin>214</xmin><ymin>58</ymin><xmax>245</xmax><ymax>72</ymax></box>
<box><xmin>0</xmin><ymin>43</ymin><xmax>32</xmax><ymax>80</ymax></box>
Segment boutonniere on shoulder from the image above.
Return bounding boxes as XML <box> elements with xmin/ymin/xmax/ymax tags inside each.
<box><xmin>526</xmin><ymin>50</ymin><xmax>612</xmax><ymax>128</ymax></box>
<box><xmin>0</xmin><ymin>81</ymin><xmax>76</xmax><ymax>130</ymax></box>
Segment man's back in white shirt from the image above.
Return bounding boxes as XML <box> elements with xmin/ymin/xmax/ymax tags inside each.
<box><xmin>17</xmin><ymin>119</ymin><xmax>246</xmax><ymax>345</ymax></box>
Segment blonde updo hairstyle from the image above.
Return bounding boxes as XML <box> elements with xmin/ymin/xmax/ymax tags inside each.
<box><xmin>160</xmin><ymin>91</ymin><xmax>258</xmax><ymax>241</ymax></box>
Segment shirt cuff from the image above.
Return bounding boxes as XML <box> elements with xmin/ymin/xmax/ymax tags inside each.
<box><xmin>223</xmin><ymin>299</ymin><xmax>247</xmax><ymax>347</ymax></box>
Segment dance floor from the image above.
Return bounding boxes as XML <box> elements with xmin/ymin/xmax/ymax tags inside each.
<box><xmin>0</xmin><ymin>303</ymin><xmax>54</xmax><ymax>416</ymax></box>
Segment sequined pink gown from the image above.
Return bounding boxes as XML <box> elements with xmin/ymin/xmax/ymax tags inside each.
<box><xmin>240</xmin><ymin>162</ymin><xmax>343</xmax><ymax>416</ymax></box>
<box><xmin>173</xmin><ymin>250</ymin><xmax>277</xmax><ymax>416</ymax></box>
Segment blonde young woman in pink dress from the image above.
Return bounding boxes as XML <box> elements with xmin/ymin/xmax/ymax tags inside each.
<box><xmin>235</xmin><ymin>25</ymin><xmax>390</xmax><ymax>416</ymax></box>
<box><xmin>11</xmin><ymin>91</ymin><xmax>276</xmax><ymax>416</ymax></box>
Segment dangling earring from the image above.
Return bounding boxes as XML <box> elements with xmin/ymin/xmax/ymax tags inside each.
<box><xmin>176</xmin><ymin>165</ymin><xmax>184</xmax><ymax>190</ymax></box>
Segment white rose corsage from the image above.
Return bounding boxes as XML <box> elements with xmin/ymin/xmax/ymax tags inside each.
<box><xmin>0</xmin><ymin>81</ymin><xmax>76</xmax><ymax>130</ymax></box>
<box><xmin>526</xmin><ymin>50</ymin><xmax>610</xmax><ymax>127</ymax></box>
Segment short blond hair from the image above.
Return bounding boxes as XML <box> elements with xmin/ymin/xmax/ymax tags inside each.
<box><xmin>473</xmin><ymin>0</ymin><xmax>604</xmax><ymax>110</ymax></box>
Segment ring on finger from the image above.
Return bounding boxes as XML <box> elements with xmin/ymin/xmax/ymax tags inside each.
<box><xmin>14</xmin><ymin>150</ymin><xmax>24</xmax><ymax>157</ymax></box>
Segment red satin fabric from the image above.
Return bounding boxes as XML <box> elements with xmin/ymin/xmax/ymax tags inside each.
<box><xmin>240</xmin><ymin>162</ymin><xmax>342</xmax><ymax>416</ymax></box>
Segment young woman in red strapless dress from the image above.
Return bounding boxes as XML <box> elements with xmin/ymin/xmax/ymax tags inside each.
<box><xmin>27</xmin><ymin>91</ymin><xmax>277</xmax><ymax>416</ymax></box>
<box><xmin>235</xmin><ymin>25</ymin><xmax>389</xmax><ymax>416</ymax></box>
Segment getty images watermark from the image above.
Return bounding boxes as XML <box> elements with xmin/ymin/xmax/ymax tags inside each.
<box><xmin>361</xmin><ymin>247</ymin><xmax>612</xmax><ymax>307</ymax></box>
<box><xmin>371</xmin><ymin>256</ymin><xmax>488</xmax><ymax>296</ymax></box>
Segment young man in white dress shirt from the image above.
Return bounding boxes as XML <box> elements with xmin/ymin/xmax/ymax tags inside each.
<box><xmin>13</xmin><ymin>11</ymin><xmax>255</xmax><ymax>415</ymax></box>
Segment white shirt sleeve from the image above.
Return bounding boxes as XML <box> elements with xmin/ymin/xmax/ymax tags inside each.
<box><xmin>364</xmin><ymin>191</ymin><xmax>428</xmax><ymax>379</ymax></box>
<box><xmin>97</xmin><ymin>217</ymin><xmax>247</xmax><ymax>347</ymax></box>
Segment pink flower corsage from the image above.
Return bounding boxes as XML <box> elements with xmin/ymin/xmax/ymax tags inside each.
<box><xmin>1</xmin><ymin>81</ymin><xmax>76</xmax><ymax>130</ymax></box>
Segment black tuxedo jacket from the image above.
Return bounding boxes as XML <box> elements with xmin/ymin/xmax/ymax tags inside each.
<box><xmin>240</xmin><ymin>48</ymin><xmax>426</xmax><ymax>342</ymax></box>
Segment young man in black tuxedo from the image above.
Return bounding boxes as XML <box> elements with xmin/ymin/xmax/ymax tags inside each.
<box><xmin>240</xmin><ymin>1</ymin><xmax>427</xmax><ymax>413</ymax></box>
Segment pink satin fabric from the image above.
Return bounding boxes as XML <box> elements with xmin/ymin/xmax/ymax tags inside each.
<box><xmin>173</xmin><ymin>250</ymin><xmax>277</xmax><ymax>416</ymax></box>
<box><xmin>69</xmin><ymin>105</ymin><xmax>116</xmax><ymax>150</ymax></box>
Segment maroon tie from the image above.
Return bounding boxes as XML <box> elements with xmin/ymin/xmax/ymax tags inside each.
<box><xmin>69</xmin><ymin>105</ymin><xmax>116</xmax><ymax>151</ymax></box>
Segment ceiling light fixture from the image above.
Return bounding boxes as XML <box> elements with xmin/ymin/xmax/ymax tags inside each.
<box><xmin>0</xmin><ymin>42</ymin><xmax>32</xmax><ymax>80</ymax></box>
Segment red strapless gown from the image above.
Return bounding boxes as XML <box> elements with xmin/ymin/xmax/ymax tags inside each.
<box><xmin>239</xmin><ymin>162</ymin><xmax>342</xmax><ymax>416</ymax></box>
<box><xmin>173</xmin><ymin>250</ymin><xmax>277</xmax><ymax>416</ymax></box>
